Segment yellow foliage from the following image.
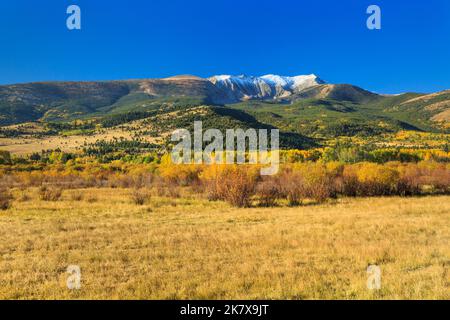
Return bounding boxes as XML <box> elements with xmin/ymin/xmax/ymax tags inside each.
<box><xmin>159</xmin><ymin>155</ymin><xmax>202</xmax><ymax>185</ymax></box>
<box><xmin>356</xmin><ymin>162</ymin><xmax>399</xmax><ymax>185</ymax></box>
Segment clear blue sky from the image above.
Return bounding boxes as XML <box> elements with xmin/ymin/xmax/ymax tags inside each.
<box><xmin>0</xmin><ymin>0</ymin><xmax>449</xmax><ymax>93</ymax></box>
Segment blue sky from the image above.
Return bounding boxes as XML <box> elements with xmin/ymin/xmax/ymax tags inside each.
<box><xmin>0</xmin><ymin>0</ymin><xmax>449</xmax><ymax>93</ymax></box>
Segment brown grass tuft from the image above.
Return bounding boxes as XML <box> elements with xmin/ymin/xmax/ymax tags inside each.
<box><xmin>131</xmin><ymin>188</ymin><xmax>151</xmax><ymax>205</ymax></box>
<box><xmin>38</xmin><ymin>186</ymin><xmax>63</xmax><ymax>201</ymax></box>
<box><xmin>0</xmin><ymin>188</ymin><xmax>12</xmax><ymax>210</ymax></box>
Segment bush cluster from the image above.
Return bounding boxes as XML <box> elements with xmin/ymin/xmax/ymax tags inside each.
<box><xmin>200</xmin><ymin>162</ymin><xmax>450</xmax><ymax>207</ymax></box>
<box><xmin>0</xmin><ymin>160</ymin><xmax>448</xmax><ymax>208</ymax></box>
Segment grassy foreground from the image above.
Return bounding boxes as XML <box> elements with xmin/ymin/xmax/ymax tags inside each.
<box><xmin>0</xmin><ymin>189</ymin><xmax>449</xmax><ymax>299</ymax></box>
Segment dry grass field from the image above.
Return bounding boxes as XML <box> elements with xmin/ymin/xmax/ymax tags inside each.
<box><xmin>0</xmin><ymin>188</ymin><xmax>448</xmax><ymax>300</ymax></box>
<box><xmin>0</xmin><ymin>127</ymin><xmax>159</xmax><ymax>155</ymax></box>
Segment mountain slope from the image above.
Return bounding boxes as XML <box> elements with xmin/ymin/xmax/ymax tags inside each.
<box><xmin>0</xmin><ymin>81</ymin><xmax>130</xmax><ymax>124</ymax></box>
<box><xmin>289</xmin><ymin>84</ymin><xmax>381</xmax><ymax>104</ymax></box>
<box><xmin>365</xmin><ymin>91</ymin><xmax>450</xmax><ymax>131</ymax></box>
<box><xmin>136</xmin><ymin>76</ymin><xmax>231</xmax><ymax>104</ymax></box>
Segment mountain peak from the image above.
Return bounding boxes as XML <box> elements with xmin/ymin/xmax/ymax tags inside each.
<box><xmin>260</xmin><ymin>74</ymin><xmax>325</xmax><ymax>90</ymax></box>
<box><xmin>163</xmin><ymin>75</ymin><xmax>205</xmax><ymax>81</ymax></box>
<box><xmin>208</xmin><ymin>73</ymin><xmax>325</xmax><ymax>101</ymax></box>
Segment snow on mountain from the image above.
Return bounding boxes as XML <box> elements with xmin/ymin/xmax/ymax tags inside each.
<box><xmin>208</xmin><ymin>74</ymin><xmax>324</xmax><ymax>101</ymax></box>
<box><xmin>260</xmin><ymin>74</ymin><xmax>325</xmax><ymax>91</ymax></box>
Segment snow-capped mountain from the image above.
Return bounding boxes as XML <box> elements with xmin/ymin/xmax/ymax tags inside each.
<box><xmin>209</xmin><ymin>74</ymin><xmax>325</xmax><ymax>101</ymax></box>
<box><xmin>0</xmin><ymin>74</ymin><xmax>383</xmax><ymax>125</ymax></box>
<box><xmin>260</xmin><ymin>74</ymin><xmax>325</xmax><ymax>91</ymax></box>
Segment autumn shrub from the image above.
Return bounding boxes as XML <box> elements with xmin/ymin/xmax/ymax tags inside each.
<box><xmin>133</xmin><ymin>174</ymin><xmax>153</xmax><ymax>189</ymax></box>
<box><xmin>151</xmin><ymin>177</ymin><xmax>181</xmax><ymax>198</ymax></box>
<box><xmin>39</xmin><ymin>186</ymin><xmax>63</xmax><ymax>201</ymax></box>
<box><xmin>66</xmin><ymin>176</ymin><xmax>91</xmax><ymax>189</ymax></box>
<box><xmin>106</xmin><ymin>174</ymin><xmax>127</xmax><ymax>188</ymax></box>
<box><xmin>0</xmin><ymin>174</ymin><xmax>17</xmax><ymax>189</ymax></box>
<box><xmin>166</xmin><ymin>186</ymin><xmax>181</xmax><ymax>198</ymax></box>
<box><xmin>109</xmin><ymin>174</ymin><xmax>152</xmax><ymax>189</ymax></box>
<box><xmin>159</xmin><ymin>156</ymin><xmax>202</xmax><ymax>186</ymax></box>
<box><xmin>278</xmin><ymin>168</ymin><xmax>306</xmax><ymax>206</ymax></box>
<box><xmin>222</xmin><ymin>166</ymin><xmax>257</xmax><ymax>207</ymax></box>
<box><xmin>338</xmin><ymin>166</ymin><xmax>360</xmax><ymax>197</ymax></box>
<box><xmin>18</xmin><ymin>192</ymin><xmax>31</xmax><ymax>202</ymax></box>
<box><xmin>199</xmin><ymin>165</ymin><xmax>224</xmax><ymax>201</ymax></box>
<box><xmin>296</xmin><ymin>163</ymin><xmax>334</xmax><ymax>203</ymax></box>
<box><xmin>424</xmin><ymin>165</ymin><xmax>450</xmax><ymax>193</ymax></box>
<box><xmin>396</xmin><ymin>178</ymin><xmax>421</xmax><ymax>196</ymax></box>
<box><xmin>396</xmin><ymin>164</ymin><xmax>422</xmax><ymax>196</ymax></box>
<box><xmin>131</xmin><ymin>188</ymin><xmax>151</xmax><ymax>205</ymax></box>
<box><xmin>189</xmin><ymin>179</ymin><xmax>205</xmax><ymax>194</ymax></box>
<box><xmin>356</xmin><ymin>163</ymin><xmax>399</xmax><ymax>196</ymax></box>
<box><xmin>19</xmin><ymin>171</ymin><xmax>44</xmax><ymax>187</ymax></box>
<box><xmin>201</xmin><ymin>165</ymin><xmax>258</xmax><ymax>207</ymax></box>
<box><xmin>71</xmin><ymin>191</ymin><xmax>84</xmax><ymax>201</ymax></box>
<box><xmin>256</xmin><ymin>178</ymin><xmax>282</xmax><ymax>207</ymax></box>
<box><xmin>156</xmin><ymin>186</ymin><xmax>167</xmax><ymax>197</ymax></box>
<box><xmin>307</xmin><ymin>181</ymin><xmax>332</xmax><ymax>203</ymax></box>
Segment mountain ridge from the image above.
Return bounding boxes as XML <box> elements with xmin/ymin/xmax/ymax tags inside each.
<box><xmin>0</xmin><ymin>73</ymin><xmax>380</xmax><ymax>115</ymax></box>
<box><xmin>209</xmin><ymin>74</ymin><xmax>326</xmax><ymax>101</ymax></box>
<box><xmin>0</xmin><ymin>74</ymin><xmax>448</xmax><ymax>134</ymax></box>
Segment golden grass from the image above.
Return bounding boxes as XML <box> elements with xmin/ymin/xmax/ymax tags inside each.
<box><xmin>0</xmin><ymin>188</ymin><xmax>448</xmax><ymax>299</ymax></box>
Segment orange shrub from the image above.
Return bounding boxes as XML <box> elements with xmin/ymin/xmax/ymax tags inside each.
<box><xmin>200</xmin><ymin>165</ymin><xmax>258</xmax><ymax>207</ymax></box>
<box><xmin>337</xmin><ymin>165</ymin><xmax>360</xmax><ymax>197</ymax></box>
<box><xmin>256</xmin><ymin>178</ymin><xmax>282</xmax><ymax>207</ymax></box>
<box><xmin>278</xmin><ymin>167</ymin><xmax>306</xmax><ymax>206</ymax></box>
<box><xmin>396</xmin><ymin>163</ymin><xmax>422</xmax><ymax>196</ymax></box>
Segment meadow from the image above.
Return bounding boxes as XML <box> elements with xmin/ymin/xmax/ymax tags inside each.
<box><xmin>0</xmin><ymin>187</ymin><xmax>448</xmax><ymax>299</ymax></box>
<box><xmin>0</xmin><ymin>139</ymin><xmax>449</xmax><ymax>300</ymax></box>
